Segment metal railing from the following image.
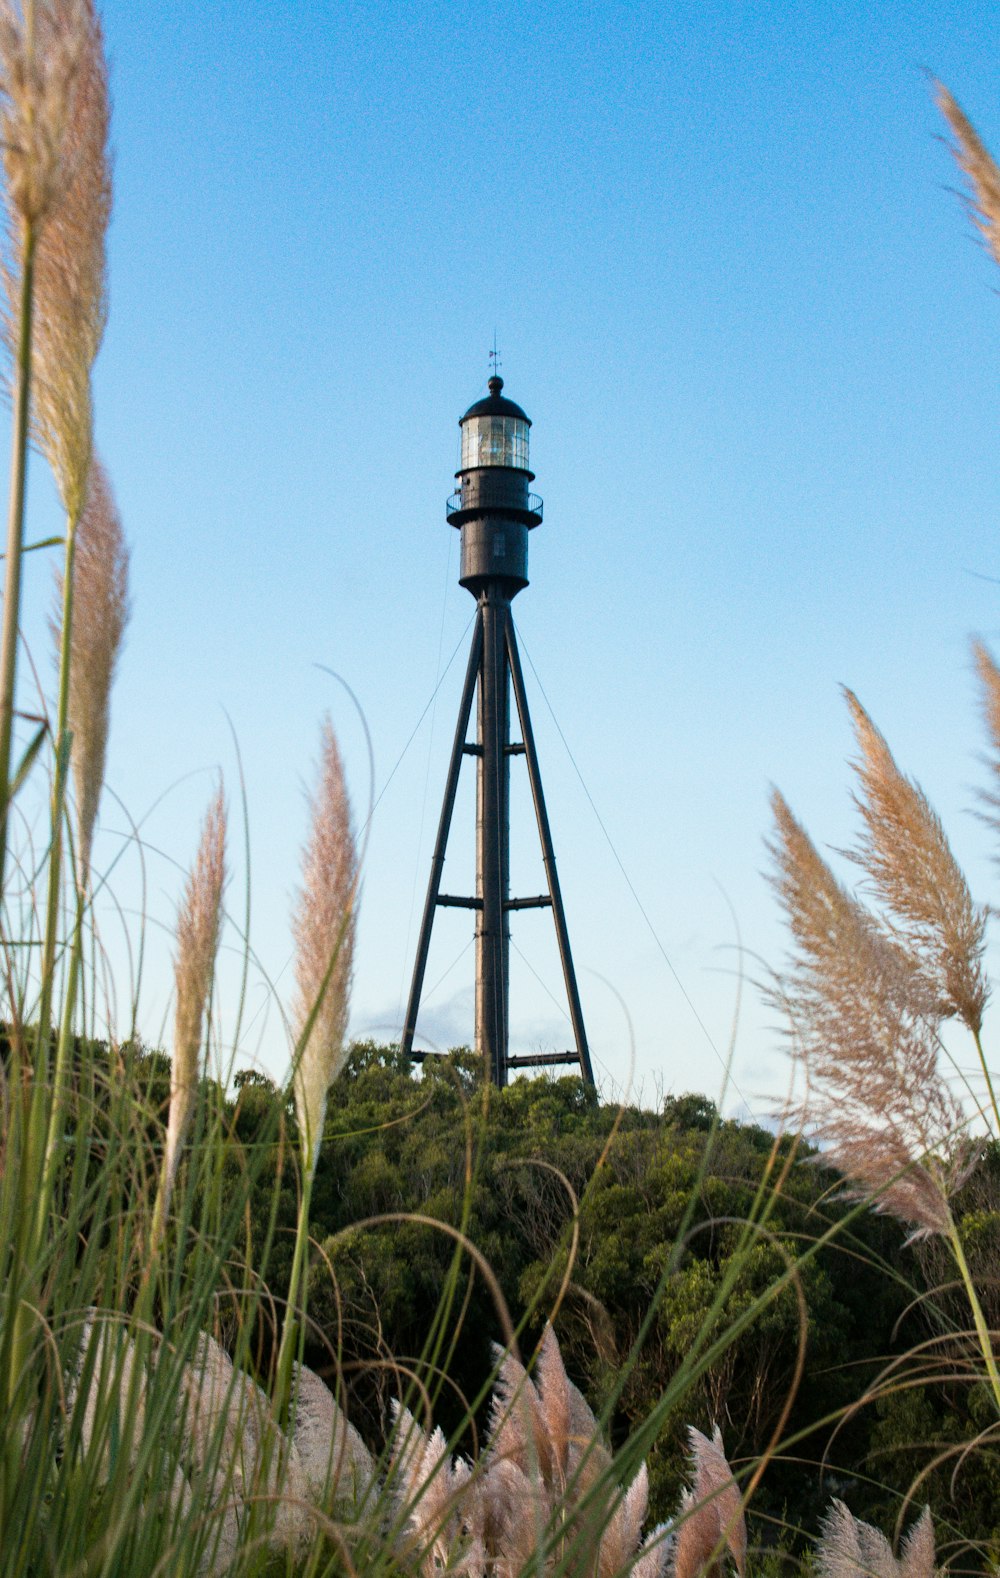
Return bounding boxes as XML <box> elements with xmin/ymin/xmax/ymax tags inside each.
<box><xmin>446</xmin><ymin>488</ymin><xmax>543</xmax><ymax>522</ymax></box>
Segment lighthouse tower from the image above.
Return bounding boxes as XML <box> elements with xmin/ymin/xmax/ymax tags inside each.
<box><xmin>400</xmin><ymin>377</ymin><xmax>593</xmax><ymax>1088</ymax></box>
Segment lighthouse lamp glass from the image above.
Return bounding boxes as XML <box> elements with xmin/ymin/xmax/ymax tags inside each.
<box><xmin>461</xmin><ymin>415</ymin><xmax>529</xmax><ymax>471</ymax></box>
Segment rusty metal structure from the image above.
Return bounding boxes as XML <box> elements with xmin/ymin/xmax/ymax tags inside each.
<box><xmin>400</xmin><ymin>377</ymin><xmax>593</xmax><ymax>1086</ymax></box>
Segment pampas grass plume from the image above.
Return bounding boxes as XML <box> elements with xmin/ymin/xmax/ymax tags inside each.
<box><xmin>27</xmin><ymin>0</ymin><xmax>109</xmax><ymax>519</ymax></box>
<box><xmin>0</xmin><ymin>1</ymin><xmax>110</xmax><ymax>519</ymax></box>
<box><xmin>391</xmin><ymin>1326</ymin><xmax>672</xmax><ymax>1578</ymax></box>
<box><xmin>936</xmin><ymin>81</ymin><xmax>1000</xmax><ymax>271</ymax></box>
<box><xmin>391</xmin><ymin>1402</ymin><xmax>482</xmax><ymax>1578</ymax></box>
<box><xmin>291</xmin><ymin>716</ymin><xmax>357</xmax><ymax>1178</ymax></box>
<box><xmin>672</xmin><ymin>1426</ymin><xmax>746</xmax><ymax>1578</ymax></box>
<box><xmin>973</xmin><ymin>640</ymin><xmax>1000</xmax><ymax>839</ymax></box>
<box><xmin>769</xmin><ymin>787</ymin><xmax>970</xmax><ymax>1237</ymax></box>
<box><xmin>162</xmin><ymin>788</ymin><xmax>227</xmax><ymax>1204</ymax></box>
<box><xmin>844</xmin><ymin>688</ymin><xmax>988</xmax><ymax>1033</ymax></box>
<box><xmin>54</xmin><ymin>454</ymin><xmax>128</xmax><ymax>882</ymax></box>
<box><xmin>817</xmin><ymin>1500</ymin><xmax>935</xmax><ymax>1578</ymax></box>
<box><xmin>0</xmin><ymin>0</ymin><xmax>91</xmax><ymax>228</ymax></box>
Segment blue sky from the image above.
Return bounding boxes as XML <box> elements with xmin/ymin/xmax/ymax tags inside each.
<box><xmin>14</xmin><ymin>0</ymin><xmax>1000</xmax><ymax>1112</ymax></box>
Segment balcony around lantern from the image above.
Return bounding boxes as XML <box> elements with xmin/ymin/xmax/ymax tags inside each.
<box><xmin>446</xmin><ymin>473</ymin><xmax>543</xmax><ymax>528</ymax></box>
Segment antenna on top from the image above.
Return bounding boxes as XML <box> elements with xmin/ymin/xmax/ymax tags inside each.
<box><xmin>489</xmin><ymin>331</ymin><xmax>501</xmax><ymax>381</ymax></box>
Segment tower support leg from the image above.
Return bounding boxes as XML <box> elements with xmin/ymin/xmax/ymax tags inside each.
<box><xmin>506</xmin><ymin>617</ymin><xmax>594</xmax><ymax>1085</ymax></box>
<box><xmin>400</xmin><ymin>609</ymin><xmax>483</xmax><ymax>1059</ymax></box>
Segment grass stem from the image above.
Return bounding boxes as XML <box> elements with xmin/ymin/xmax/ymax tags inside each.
<box><xmin>0</xmin><ymin>226</ymin><xmax>37</xmax><ymax>904</ymax></box>
<box><xmin>972</xmin><ymin>1027</ymin><xmax>1000</xmax><ymax>1138</ymax></box>
<box><xmin>272</xmin><ymin>1166</ymin><xmax>314</xmax><ymax>1431</ymax></box>
<box><xmin>948</xmin><ymin>1210</ymin><xmax>1000</xmax><ymax>1416</ymax></box>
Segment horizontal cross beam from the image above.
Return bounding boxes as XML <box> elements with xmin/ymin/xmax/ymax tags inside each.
<box><xmin>408</xmin><ymin>1049</ymin><xmax>582</xmax><ymax>1070</ymax></box>
<box><xmin>505</xmin><ymin>1052</ymin><xmax>583</xmax><ymax>1068</ymax></box>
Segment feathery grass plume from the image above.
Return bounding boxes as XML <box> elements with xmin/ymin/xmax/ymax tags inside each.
<box><xmin>486</xmin><ymin>1340</ymin><xmax>561</xmax><ymax>1488</ymax></box>
<box><xmin>769</xmin><ymin>790</ymin><xmax>971</xmax><ymax>1237</ymax></box>
<box><xmin>160</xmin><ymin>788</ymin><xmax>226</xmax><ymax>1214</ymax></box>
<box><xmin>935</xmin><ymin>81</ymin><xmax>1000</xmax><ymax>272</ymax></box>
<box><xmin>274</xmin><ymin>720</ymin><xmax>356</xmax><ymax>1430</ymax></box>
<box><xmin>535</xmin><ymin>1323</ymin><xmax>570</xmax><ymax>1474</ymax></box>
<box><xmin>289</xmin><ymin>1359</ymin><xmax>373</xmax><ymax>1506</ymax></box>
<box><xmin>844</xmin><ymin>689</ymin><xmax>988</xmax><ymax>1033</ymax></box>
<box><xmin>387</xmin><ymin>1325</ymin><xmax>668</xmax><ymax>1578</ymax></box>
<box><xmin>817</xmin><ymin>1500</ymin><xmax>935</xmax><ymax>1578</ymax></box>
<box><xmin>70</xmin><ymin>1319</ymin><xmax>374</xmax><ymax>1559</ymax></box>
<box><xmin>52</xmin><ymin>455</ymin><xmax>128</xmax><ymax>882</ymax></box>
<box><xmin>181</xmin><ymin>1332</ymin><xmax>311</xmax><ymax>1554</ymax></box>
<box><xmin>27</xmin><ymin>0</ymin><xmax>109</xmax><ymax>521</ymax></box>
<box><xmin>973</xmin><ymin>640</ymin><xmax>1000</xmax><ymax>831</ymax></box>
<box><xmin>485</xmin><ymin>1325</ymin><xmax>613</xmax><ymax>1501</ymax></box>
<box><xmin>586</xmin><ymin>1458</ymin><xmax>674</xmax><ymax>1578</ymax></box>
<box><xmin>29</xmin><ymin>455</ymin><xmax>125</xmax><ymax>1283</ymax></box>
<box><xmin>673</xmin><ymin>1426</ymin><xmax>746</xmax><ymax>1578</ymax></box>
<box><xmin>291</xmin><ymin>716</ymin><xmax>357</xmax><ymax>1179</ymax></box>
<box><xmin>0</xmin><ymin>0</ymin><xmax>109</xmax><ymax>517</ymax></box>
<box><xmin>391</xmin><ymin>1402</ymin><xmax>484</xmax><ymax>1578</ymax></box>
<box><xmin>0</xmin><ymin>0</ymin><xmax>91</xmax><ymax>231</ymax></box>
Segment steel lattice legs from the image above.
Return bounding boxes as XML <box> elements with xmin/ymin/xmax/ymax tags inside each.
<box><xmin>400</xmin><ymin>596</ymin><xmax>592</xmax><ymax>1086</ymax></box>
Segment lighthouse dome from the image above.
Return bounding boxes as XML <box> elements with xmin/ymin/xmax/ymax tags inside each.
<box><xmin>460</xmin><ymin>376</ymin><xmax>530</xmax><ymax>425</ymax></box>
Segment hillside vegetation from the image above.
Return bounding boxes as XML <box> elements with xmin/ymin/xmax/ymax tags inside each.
<box><xmin>208</xmin><ymin>1042</ymin><xmax>1000</xmax><ymax>1555</ymax></box>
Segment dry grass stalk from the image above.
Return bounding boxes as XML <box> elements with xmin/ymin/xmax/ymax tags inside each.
<box><xmin>162</xmin><ymin>789</ymin><xmax>226</xmax><ymax>1203</ymax></box>
<box><xmin>291</xmin><ymin>717</ymin><xmax>357</xmax><ymax>1178</ymax></box>
<box><xmin>53</xmin><ymin>454</ymin><xmax>128</xmax><ymax>882</ymax></box>
<box><xmin>935</xmin><ymin>81</ymin><xmax>1000</xmax><ymax>272</ymax></box>
<box><xmin>769</xmin><ymin>789</ymin><xmax>971</xmax><ymax>1237</ymax></box>
<box><xmin>817</xmin><ymin>1500</ymin><xmax>935</xmax><ymax>1578</ymax></box>
<box><xmin>844</xmin><ymin>689</ymin><xmax>988</xmax><ymax>1033</ymax></box>
<box><xmin>0</xmin><ymin>0</ymin><xmax>109</xmax><ymax>518</ymax></box>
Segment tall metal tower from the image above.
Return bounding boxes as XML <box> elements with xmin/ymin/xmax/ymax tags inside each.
<box><xmin>400</xmin><ymin>377</ymin><xmax>594</xmax><ymax>1087</ymax></box>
